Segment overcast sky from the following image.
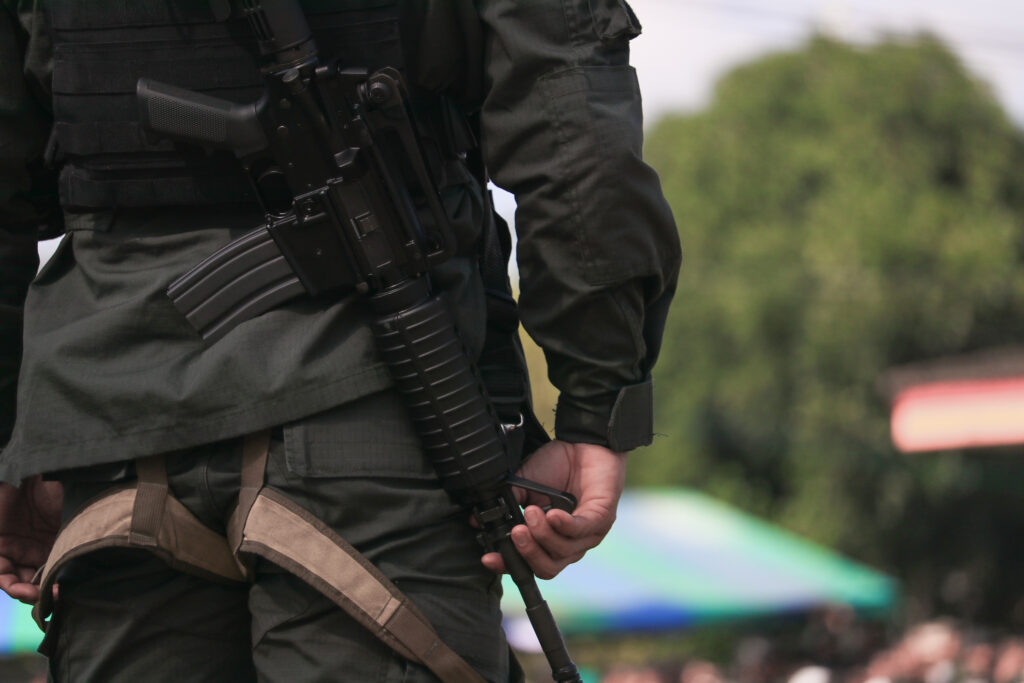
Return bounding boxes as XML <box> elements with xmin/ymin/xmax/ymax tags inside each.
<box><xmin>629</xmin><ymin>0</ymin><xmax>1024</xmax><ymax>125</ymax></box>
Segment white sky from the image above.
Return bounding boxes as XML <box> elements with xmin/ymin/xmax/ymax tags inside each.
<box><xmin>629</xmin><ymin>0</ymin><xmax>1024</xmax><ymax>124</ymax></box>
<box><xmin>39</xmin><ymin>1</ymin><xmax>1024</xmax><ymax>266</ymax></box>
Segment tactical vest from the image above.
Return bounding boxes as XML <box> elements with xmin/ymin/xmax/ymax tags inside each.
<box><xmin>47</xmin><ymin>0</ymin><xmax>543</xmax><ymax>444</ymax></box>
<box><xmin>47</xmin><ymin>0</ymin><xmax>447</xmax><ymax>210</ymax></box>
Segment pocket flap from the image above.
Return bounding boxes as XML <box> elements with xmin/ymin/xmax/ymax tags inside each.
<box><xmin>283</xmin><ymin>391</ymin><xmax>433</xmax><ymax>479</ymax></box>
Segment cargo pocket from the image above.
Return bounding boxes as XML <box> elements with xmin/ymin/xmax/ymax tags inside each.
<box><xmin>281</xmin><ymin>390</ymin><xmax>433</xmax><ymax>480</ymax></box>
<box><xmin>272</xmin><ymin>391</ymin><xmax>469</xmax><ymax>580</ymax></box>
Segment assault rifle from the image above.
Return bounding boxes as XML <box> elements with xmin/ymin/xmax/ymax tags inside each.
<box><xmin>136</xmin><ymin>1</ymin><xmax>582</xmax><ymax>680</ymax></box>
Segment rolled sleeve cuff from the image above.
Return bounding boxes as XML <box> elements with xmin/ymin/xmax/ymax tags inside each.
<box><xmin>554</xmin><ymin>377</ymin><xmax>654</xmax><ymax>452</ymax></box>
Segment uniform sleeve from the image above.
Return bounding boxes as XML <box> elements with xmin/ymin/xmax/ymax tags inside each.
<box><xmin>476</xmin><ymin>0</ymin><xmax>681</xmax><ymax>450</ymax></box>
<box><xmin>0</xmin><ymin>1</ymin><xmax>56</xmax><ymax>447</ymax></box>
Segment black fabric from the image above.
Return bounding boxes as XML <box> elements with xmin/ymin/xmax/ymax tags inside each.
<box><xmin>607</xmin><ymin>378</ymin><xmax>654</xmax><ymax>452</ymax></box>
<box><xmin>4</xmin><ymin>0</ymin><xmax>682</xmax><ymax>476</ymax></box>
<box><xmin>553</xmin><ymin>376</ymin><xmax>657</xmax><ymax>452</ymax></box>
<box><xmin>45</xmin><ymin>548</ymin><xmax>257</xmax><ymax>682</ymax></box>
<box><xmin>47</xmin><ymin>0</ymin><xmax>406</xmax><ymax>209</ymax></box>
<box><xmin>58</xmin><ymin>161</ymin><xmax>259</xmax><ymax>208</ymax></box>
<box><xmin>45</xmin><ymin>0</ymin><xmax>534</xmax><ymax>442</ymax></box>
<box><xmin>0</xmin><ymin>227</ymin><xmax>37</xmax><ymax>445</ymax></box>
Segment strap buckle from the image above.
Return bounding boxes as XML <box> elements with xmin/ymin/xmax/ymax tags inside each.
<box><xmin>501</xmin><ymin>412</ymin><xmax>524</xmax><ymax>436</ymax></box>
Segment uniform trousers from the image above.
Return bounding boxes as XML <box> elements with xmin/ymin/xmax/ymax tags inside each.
<box><xmin>43</xmin><ymin>392</ymin><xmax>515</xmax><ymax>682</ymax></box>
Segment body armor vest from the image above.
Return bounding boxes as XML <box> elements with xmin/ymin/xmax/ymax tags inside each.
<box><xmin>48</xmin><ymin>0</ymin><xmax>408</xmax><ymax>209</ymax></box>
<box><xmin>46</xmin><ymin>0</ymin><xmax>537</xmax><ymax>444</ymax></box>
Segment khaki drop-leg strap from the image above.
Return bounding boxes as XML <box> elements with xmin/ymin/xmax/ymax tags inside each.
<box><xmin>226</xmin><ymin>433</ymin><xmax>272</xmax><ymax>579</ymax></box>
<box><xmin>130</xmin><ymin>454</ymin><xmax>169</xmax><ymax>546</ymax></box>
<box><xmin>229</xmin><ymin>432</ymin><xmax>485</xmax><ymax>683</ymax></box>
<box><xmin>32</xmin><ymin>456</ymin><xmax>244</xmax><ymax>631</ymax></box>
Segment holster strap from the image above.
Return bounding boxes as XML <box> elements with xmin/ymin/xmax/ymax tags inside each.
<box><xmin>237</xmin><ymin>489</ymin><xmax>484</xmax><ymax>683</ymax></box>
<box><xmin>32</xmin><ymin>456</ymin><xmax>245</xmax><ymax>631</ymax></box>
<box><xmin>230</xmin><ymin>432</ymin><xmax>484</xmax><ymax>683</ymax></box>
<box><xmin>129</xmin><ymin>454</ymin><xmax>168</xmax><ymax>546</ymax></box>
<box><xmin>33</xmin><ymin>435</ymin><xmax>483</xmax><ymax>682</ymax></box>
<box><xmin>225</xmin><ymin>431</ymin><xmax>272</xmax><ymax>578</ymax></box>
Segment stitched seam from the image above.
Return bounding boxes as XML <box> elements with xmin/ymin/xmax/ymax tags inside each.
<box><xmin>539</xmin><ymin>74</ymin><xmax>591</xmax><ymax>274</ymax></box>
<box><xmin>199</xmin><ymin>451</ymin><xmax>221</xmax><ymax>526</ymax></box>
<box><xmin>610</xmin><ymin>288</ymin><xmax>646</xmax><ymax>379</ymax></box>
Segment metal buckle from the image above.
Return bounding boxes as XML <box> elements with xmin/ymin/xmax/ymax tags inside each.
<box><xmin>501</xmin><ymin>413</ymin><xmax>525</xmax><ymax>436</ymax></box>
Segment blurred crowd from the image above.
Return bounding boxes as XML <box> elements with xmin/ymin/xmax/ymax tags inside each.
<box><xmin>4</xmin><ymin>616</ymin><xmax>1024</xmax><ymax>683</ymax></box>
<box><xmin>598</xmin><ymin>620</ymin><xmax>1024</xmax><ymax>683</ymax></box>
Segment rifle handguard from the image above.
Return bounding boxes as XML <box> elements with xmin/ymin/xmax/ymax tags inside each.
<box><xmin>369</xmin><ymin>278</ymin><xmax>512</xmax><ymax>502</ymax></box>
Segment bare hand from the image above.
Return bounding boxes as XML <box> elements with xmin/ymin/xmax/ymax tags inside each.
<box><xmin>481</xmin><ymin>440</ymin><xmax>626</xmax><ymax>579</ymax></box>
<box><xmin>0</xmin><ymin>477</ymin><xmax>63</xmax><ymax>604</ymax></box>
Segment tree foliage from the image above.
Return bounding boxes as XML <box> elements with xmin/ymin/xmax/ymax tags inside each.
<box><xmin>627</xmin><ymin>35</ymin><xmax>1024</xmax><ymax>624</ymax></box>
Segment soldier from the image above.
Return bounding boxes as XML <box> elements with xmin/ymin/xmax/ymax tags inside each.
<box><xmin>0</xmin><ymin>0</ymin><xmax>680</xmax><ymax>680</ymax></box>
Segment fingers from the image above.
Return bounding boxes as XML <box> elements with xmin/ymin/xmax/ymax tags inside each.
<box><xmin>479</xmin><ymin>509</ymin><xmax>595</xmax><ymax>579</ymax></box>
<box><xmin>513</xmin><ymin>532</ymin><xmax>581</xmax><ymax>579</ymax></box>
<box><xmin>0</xmin><ymin>552</ymin><xmax>46</xmax><ymax>604</ymax></box>
<box><xmin>0</xmin><ymin>538</ymin><xmax>48</xmax><ymax>568</ymax></box>
<box><xmin>479</xmin><ymin>439</ymin><xmax>629</xmax><ymax>581</ymax></box>
<box><xmin>509</xmin><ymin>523</ymin><xmax>586</xmax><ymax>580</ymax></box>
<box><xmin>480</xmin><ymin>551</ymin><xmax>506</xmax><ymax>574</ymax></box>
<box><xmin>0</xmin><ymin>572</ymin><xmax>40</xmax><ymax>605</ymax></box>
<box><xmin>480</xmin><ymin>528</ymin><xmax>581</xmax><ymax>580</ymax></box>
<box><xmin>510</xmin><ymin>505</ymin><xmax>607</xmax><ymax>579</ymax></box>
<box><xmin>480</xmin><ymin>502</ymin><xmax>613</xmax><ymax>579</ymax></box>
<box><xmin>522</xmin><ymin>507</ymin><xmax>594</xmax><ymax>559</ymax></box>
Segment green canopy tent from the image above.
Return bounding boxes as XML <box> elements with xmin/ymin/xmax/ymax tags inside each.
<box><xmin>0</xmin><ymin>600</ymin><xmax>37</xmax><ymax>655</ymax></box>
<box><xmin>502</xmin><ymin>488</ymin><xmax>895</xmax><ymax>647</ymax></box>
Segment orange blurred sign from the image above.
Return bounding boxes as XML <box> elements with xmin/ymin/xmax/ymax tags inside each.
<box><xmin>891</xmin><ymin>377</ymin><xmax>1024</xmax><ymax>452</ymax></box>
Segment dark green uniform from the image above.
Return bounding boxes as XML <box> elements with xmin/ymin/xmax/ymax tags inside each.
<box><xmin>1</xmin><ymin>0</ymin><xmax>680</xmax><ymax>680</ymax></box>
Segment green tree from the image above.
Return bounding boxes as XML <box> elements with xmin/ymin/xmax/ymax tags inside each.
<box><xmin>630</xmin><ymin>35</ymin><xmax>1024</xmax><ymax>625</ymax></box>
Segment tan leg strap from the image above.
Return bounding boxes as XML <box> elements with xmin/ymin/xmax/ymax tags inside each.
<box><xmin>231</xmin><ymin>434</ymin><xmax>485</xmax><ymax>683</ymax></box>
<box><xmin>32</xmin><ymin>438</ymin><xmax>485</xmax><ymax>682</ymax></box>
<box><xmin>32</xmin><ymin>457</ymin><xmax>245</xmax><ymax>632</ymax></box>
<box><xmin>226</xmin><ymin>432</ymin><xmax>272</xmax><ymax>578</ymax></box>
<box><xmin>130</xmin><ymin>454</ymin><xmax>169</xmax><ymax>546</ymax></box>
<box><xmin>238</xmin><ymin>489</ymin><xmax>485</xmax><ymax>683</ymax></box>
